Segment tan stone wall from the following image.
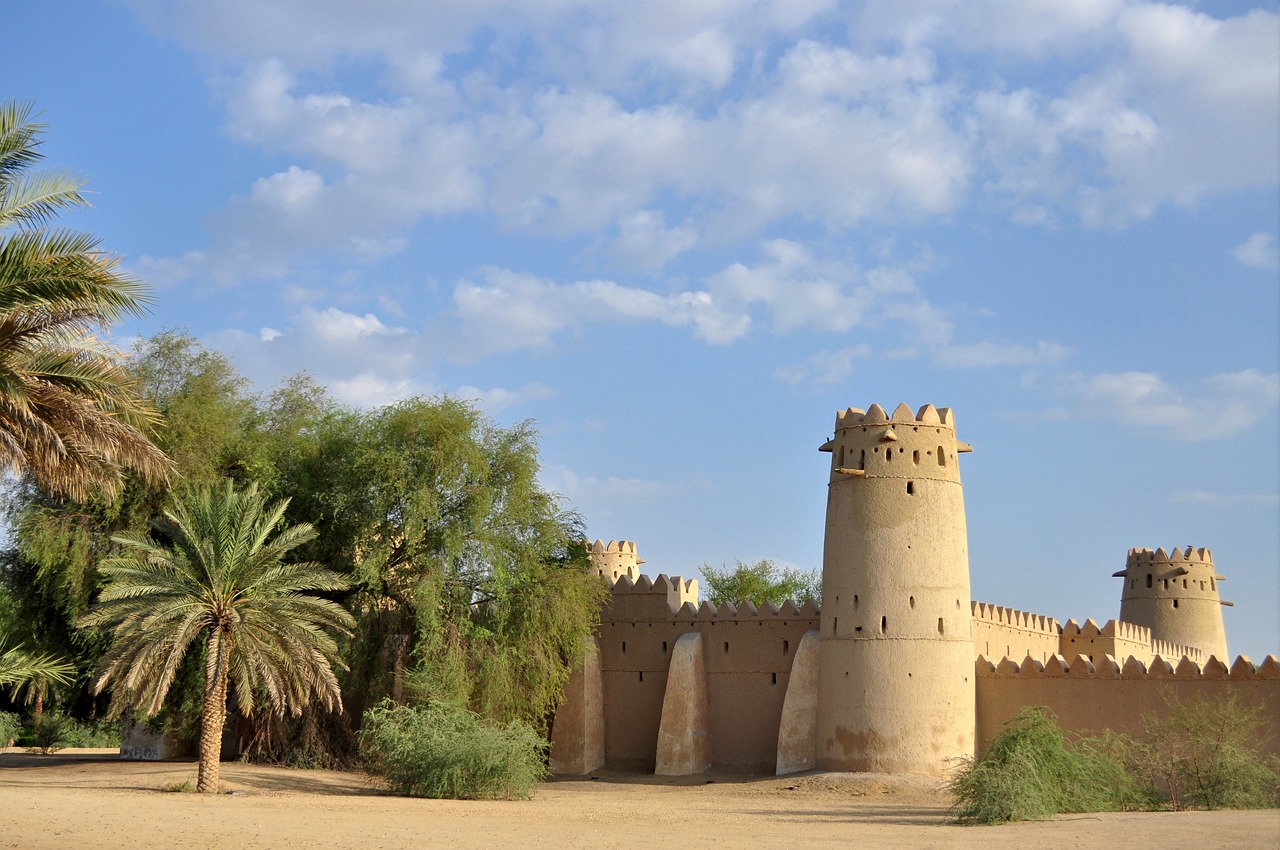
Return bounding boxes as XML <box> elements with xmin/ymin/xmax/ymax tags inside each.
<box><xmin>975</xmin><ymin>654</ymin><xmax>1280</xmax><ymax>760</ymax></box>
<box><xmin>971</xmin><ymin>601</ymin><xmax>1061</xmax><ymax>664</ymax></box>
<box><xmin>597</xmin><ymin>575</ymin><xmax>819</xmax><ymax>772</ymax></box>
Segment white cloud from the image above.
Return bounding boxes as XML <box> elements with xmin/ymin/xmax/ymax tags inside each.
<box><xmin>609</xmin><ymin>210</ymin><xmax>698</xmax><ymax>270</ymax></box>
<box><xmin>774</xmin><ymin>345</ymin><xmax>871</xmax><ymax>386</ymax></box>
<box><xmin>1068</xmin><ymin>369</ymin><xmax>1280</xmax><ymax>441</ymax></box>
<box><xmin>1234</xmin><ymin>233</ymin><xmax>1280</xmax><ymax>271</ymax></box>
<box><xmin>1170</xmin><ymin>490</ymin><xmax>1280</xmax><ymax>507</ymax></box>
<box><xmin>443</xmin><ymin>242</ymin><xmax>959</xmax><ymax>355</ymax></box>
<box><xmin>455</xmin><ymin>383</ymin><xmax>556</xmax><ymax>412</ymax></box>
<box><xmin>126</xmin><ymin>2</ymin><xmax>1276</xmax><ymax>283</ymax></box>
<box><xmin>935</xmin><ymin>339</ymin><xmax>1069</xmax><ymax>369</ymax></box>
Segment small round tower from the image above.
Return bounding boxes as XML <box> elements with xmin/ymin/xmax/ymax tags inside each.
<box><xmin>585</xmin><ymin>539</ymin><xmax>644</xmax><ymax>583</ymax></box>
<box><xmin>816</xmin><ymin>403</ymin><xmax>974</xmax><ymax>776</ymax></box>
<box><xmin>1116</xmin><ymin>546</ymin><xmax>1229</xmax><ymax>661</ymax></box>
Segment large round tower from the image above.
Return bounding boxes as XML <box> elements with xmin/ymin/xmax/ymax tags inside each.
<box><xmin>1115</xmin><ymin>546</ymin><xmax>1229</xmax><ymax>661</ymax></box>
<box><xmin>815</xmin><ymin>403</ymin><xmax>974</xmax><ymax>776</ymax></box>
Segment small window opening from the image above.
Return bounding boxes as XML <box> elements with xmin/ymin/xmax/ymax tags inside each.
<box><xmin>1162</xmin><ymin>579</ymin><xmax>1168</xmax><ymax>590</ymax></box>
<box><xmin>833</xmin><ymin>617</ymin><xmax>838</xmax><ymax>635</ymax></box>
<box><xmin>723</xmin><ymin>641</ymin><xmax>729</xmax><ymax>655</ymax></box>
<box><xmin>853</xmin><ymin>594</ymin><xmax>859</xmax><ymax>609</ymax></box>
<box><xmin>661</xmin><ymin>641</ymin><xmax>667</xmax><ymax>654</ymax></box>
<box><xmin>838</xmin><ymin>445</ymin><xmax>845</xmax><ymax>466</ymax></box>
<box><xmin>638</xmin><ymin>671</ymin><xmax>644</xmax><ymax>682</ymax></box>
<box><xmin>1182</xmin><ymin>579</ymin><xmax>1187</xmax><ymax>588</ymax></box>
<box><xmin>886</xmin><ymin>450</ymin><xmax>893</xmax><ymax>463</ymax></box>
<box><xmin>1172</xmin><ymin>599</ymin><xmax>1179</xmax><ymax>609</ymax></box>
<box><xmin>880</xmin><ymin>616</ymin><xmax>888</xmax><ymax>634</ymax></box>
<box><xmin>909</xmin><ymin>596</ymin><xmax>915</xmax><ymax>608</ymax></box>
<box><xmin>937</xmin><ymin>446</ymin><xmax>946</xmax><ymax>466</ymax></box>
<box><xmin>621</xmin><ymin>641</ymin><xmax>627</xmax><ymax>654</ymax></box>
<box><xmin>1146</xmin><ymin>574</ymin><xmax>1153</xmax><ymax>588</ymax></box>
<box><xmin>938</xmin><ymin>617</ymin><xmax>944</xmax><ymax>634</ymax></box>
<box><xmin>783</xmin><ymin>640</ymin><xmax>790</xmax><ymax>654</ymax></box>
<box><xmin>906</xmin><ymin>481</ymin><xmax>914</xmax><ymax>495</ymax></box>
<box><xmin>858</xmin><ymin>449</ymin><xmax>865</xmax><ymax>469</ymax></box>
<box><xmin>913</xmin><ymin>450</ymin><xmax>920</xmax><ymax>464</ymax></box>
<box><xmin>1210</xmin><ymin>577</ymin><xmax>1216</xmax><ymax>591</ymax></box>
<box><xmin>854</xmin><ymin>626</ymin><xmax>862</xmax><ymax>632</ymax></box>
<box><xmin>771</xmin><ymin>673</ymin><xmax>777</xmax><ymax>686</ymax></box>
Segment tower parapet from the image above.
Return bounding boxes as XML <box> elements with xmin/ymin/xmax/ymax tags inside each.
<box><xmin>586</xmin><ymin>539</ymin><xmax>645</xmax><ymax>583</ymax></box>
<box><xmin>1114</xmin><ymin>546</ymin><xmax>1229</xmax><ymax>661</ymax></box>
<box><xmin>816</xmin><ymin>403</ymin><xmax>974</xmax><ymax>775</ymax></box>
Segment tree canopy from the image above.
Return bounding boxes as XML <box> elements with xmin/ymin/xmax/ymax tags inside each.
<box><xmin>699</xmin><ymin>559</ymin><xmax>821</xmax><ymax>608</ymax></box>
<box><xmin>83</xmin><ymin>480</ymin><xmax>354</xmax><ymax>792</ymax></box>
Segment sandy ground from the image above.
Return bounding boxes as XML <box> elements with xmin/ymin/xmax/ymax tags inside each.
<box><xmin>2</xmin><ymin>748</ymin><xmax>1277</xmax><ymax>850</ymax></box>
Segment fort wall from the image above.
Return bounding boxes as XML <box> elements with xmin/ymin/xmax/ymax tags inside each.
<box><xmin>975</xmin><ymin>654</ymin><xmax>1280</xmax><ymax>759</ymax></box>
<box><xmin>971</xmin><ymin>602</ymin><xmax>1060</xmax><ymax>663</ymax></box>
<box><xmin>597</xmin><ymin>574</ymin><xmax>819</xmax><ymax>772</ymax></box>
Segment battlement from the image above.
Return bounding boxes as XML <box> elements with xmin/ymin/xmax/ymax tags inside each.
<box><xmin>972</xmin><ymin>601</ymin><xmax>1060</xmax><ymax>636</ymax></box>
<box><xmin>1125</xmin><ymin>546</ymin><xmax>1215</xmax><ymax>568</ymax></box>
<box><xmin>671</xmin><ymin>597</ymin><xmax>822</xmax><ymax>622</ymax></box>
<box><xmin>590</xmin><ymin>539</ymin><xmax>642</xmax><ymax>557</ymax></box>
<box><xmin>976</xmin><ymin>653</ymin><xmax>1279</xmax><ymax>680</ymax></box>
<box><xmin>834</xmin><ymin>403</ymin><xmax>955</xmax><ymax>431</ymax></box>
<box><xmin>1127</xmin><ymin>546</ymin><xmax>1214</xmax><ymax>566</ymax></box>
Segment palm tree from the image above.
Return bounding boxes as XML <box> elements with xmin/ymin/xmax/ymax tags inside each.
<box><xmin>0</xmin><ymin>100</ymin><xmax>169</xmax><ymax>500</ymax></box>
<box><xmin>82</xmin><ymin>480</ymin><xmax>355</xmax><ymax>793</ymax></box>
<box><xmin>0</xmin><ymin>640</ymin><xmax>75</xmax><ymax>690</ymax></box>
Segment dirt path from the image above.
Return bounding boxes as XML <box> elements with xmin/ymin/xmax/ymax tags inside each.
<box><xmin>2</xmin><ymin>749</ymin><xmax>1276</xmax><ymax>849</ymax></box>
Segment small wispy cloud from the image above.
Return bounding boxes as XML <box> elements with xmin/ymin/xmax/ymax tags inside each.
<box><xmin>1170</xmin><ymin>490</ymin><xmax>1280</xmax><ymax>506</ymax></box>
<box><xmin>1233</xmin><ymin>233</ymin><xmax>1280</xmax><ymax>270</ymax></box>
<box><xmin>1066</xmin><ymin>369</ymin><xmax>1280</xmax><ymax>440</ymax></box>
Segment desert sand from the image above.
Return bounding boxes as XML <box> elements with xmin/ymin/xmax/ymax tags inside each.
<box><xmin>2</xmin><ymin>748</ymin><xmax>1277</xmax><ymax>849</ymax></box>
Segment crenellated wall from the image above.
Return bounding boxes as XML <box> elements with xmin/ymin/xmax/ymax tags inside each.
<box><xmin>975</xmin><ymin>654</ymin><xmax>1280</xmax><ymax>759</ymax></box>
<box><xmin>971</xmin><ymin>602</ymin><xmax>1061</xmax><ymax>663</ymax></box>
<box><xmin>595</xmin><ymin>574</ymin><xmax>819</xmax><ymax>772</ymax></box>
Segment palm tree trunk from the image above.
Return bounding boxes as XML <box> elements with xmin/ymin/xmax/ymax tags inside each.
<box><xmin>197</xmin><ymin>627</ymin><xmax>230</xmax><ymax>794</ymax></box>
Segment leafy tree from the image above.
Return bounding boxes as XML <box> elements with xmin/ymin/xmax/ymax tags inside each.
<box><xmin>0</xmin><ymin>101</ymin><xmax>169</xmax><ymax>501</ymax></box>
<box><xmin>286</xmin><ymin>396</ymin><xmax>605</xmax><ymax>734</ymax></box>
<box><xmin>700</xmin><ymin>559</ymin><xmax>821</xmax><ymax>608</ymax></box>
<box><xmin>0</xmin><ymin>332</ymin><xmax>269</xmax><ymax>708</ymax></box>
<box><xmin>81</xmin><ymin>480</ymin><xmax>354</xmax><ymax>793</ymax></box>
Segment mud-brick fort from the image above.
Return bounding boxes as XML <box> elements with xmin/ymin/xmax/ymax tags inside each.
<box><xmin>548</xmin><ymin>403</ymin><xmax>1280</xmax><ymax>777</ymax></box>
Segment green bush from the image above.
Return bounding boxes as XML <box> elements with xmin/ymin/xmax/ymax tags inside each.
<box><xmin>59</xmin><ymin>717</ymin><xmax>122</xmax><ymax>748</ymax></box>
<box><xmin>359</xmin><ymin>699</ymin><xmax>547</xmax><ymax>799</ymax></box>
<box><xmin>22</xmin><ymin>712</ymin><xmax>71</xmax><ymax>754</ymax></box>
<box><xmin>1132</xmin><ymin>692</ymin><xmax>1280</xmax><ymax>811</ymax></box>
<box><xmin>950</xmin><ymin>707</ymin><xmax>1140</xmax><ymax>824</ymax></box>
<box><xmin>0</xmin><ymin>711</ymin><xmax>19</xmax><ymax>746</ymax></box>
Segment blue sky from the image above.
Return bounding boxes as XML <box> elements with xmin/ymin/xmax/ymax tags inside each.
<box><xmin>6</xmin><ymin>1</ymin><xmax>1277</xmax><ymax>658</ymax></box>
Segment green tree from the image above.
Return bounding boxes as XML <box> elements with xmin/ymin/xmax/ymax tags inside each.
<box><xmin>0</xmin><ymin>332</ymin><xmax>268</xmax><ymax>709</ymax></box>
<box><xmin>0</xmin><ymin>101</ymin><xmax>169</xmax><ymax>501</ymax></box>
<box><xmin>81</xmin><ymin>480</ymin><xmax>354</xmax><ymax>793</ymax></box>
<box><xmin>700</xmin><ymin>559</ymin><xmax>821</xmax><ymax>608</ymax></box>
<box><xmin>287</xmin><ymin>396</ymin><xmax>604</xmax><ymax>734</ymax></box>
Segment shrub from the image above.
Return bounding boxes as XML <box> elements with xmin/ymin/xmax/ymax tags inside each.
<box><xmin>0</xmin><ymin>711</ymin><xmax>19</xmax><ymax>746</ymax></box>
<box><xmin>22</xmin><ymin>712</ymin><xmax>71</xmax><ymax>754</ymax></box>
<box><xmin>950</xmin><ymin>707</ymin><xmax>1139</xmax><ymax>824</ymax></box>
<box><xmin>1132</xmin><ymin>691</ymin><xmax>1280</xmax><ymax>811</ymax></box>
<box><xmin>60</xmin><ymin>717</ymin><xmax>122</xmax><ymax>748</ymax></box>
<box><xmin>359</xmin><ymin>699</ymin><xmax>547</xmax><ymax>799</ymax></box>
